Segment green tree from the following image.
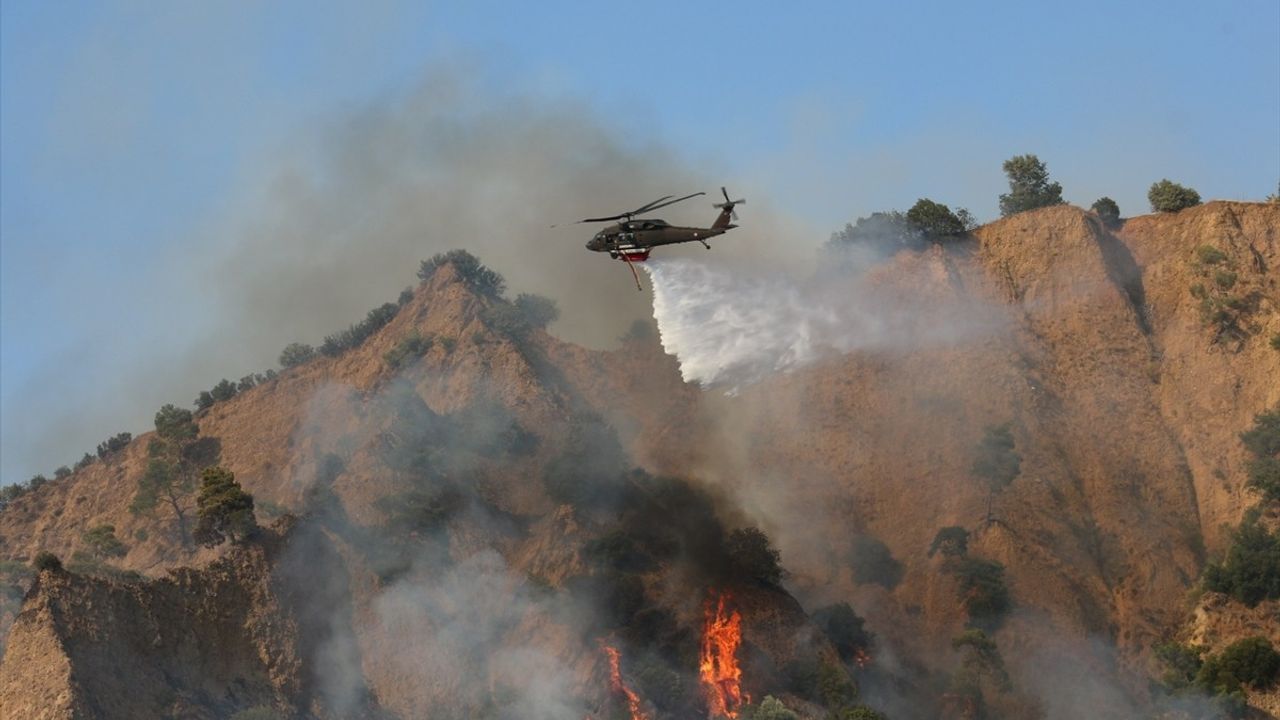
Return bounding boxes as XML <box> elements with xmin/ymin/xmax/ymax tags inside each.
<box><xmin>743</xmin><ymin>695</ymin><xmax>799</xmax><ymax>720</ymax></box>
<box><xmin>96</xmin><ymin>432</ymin><xmax>132</xmax><ymax>458</ymax></box>
<box><xmin>210</xmin><ymin>379</ymin><xmax>238</xmax><ymax>402</ymax></box>
<box><xmin>54</xmin><ymin>466</ymin><xmax>72</xmax><ymax>479</ymax></box>
<box><xmin>972</xmin><ymin>423</ymin><xmax>1020</xmax><ymax>523</ymax></box>
<box><xmin>812</xmin><ymin>602</ymin><xmax>873</xmax><ymax>662</ymax></box>
<box><xmin>950</xmin><ymin>629</ymin><xmax>1012</xmax><ymax>696</ymax></box>
<box><xmin>33</xmin><ymin>551</ymin><xmax>63</xmax><ymax>572</ymax></box>
<box><xmin>81</xmin><ymin>524</ymin><xmax>127</xmax><ymax>560</ymax></box>
<box><xmin>828</xmin><ymin>211</ymin><xmax>922</xmax><ymax>253</ymax></box>
<box><xmin>1242</xmin><ymin>409</ymin><xmax>1280</xmax><ymax>502</ymax></box>
<box><xmin>998</xmin><ymin>154</ymin><xmax>1064</xmax><ymax>217</ymax></box>
<box><xmin>384</xmin><ymin>332</ymin><xmax>434</xmax><ymax>369</ymax></box>
<box><xmin>929</xmin><ymin>526</ymin><xmax>971</xmax><ymax>558</ymax></box>
<box><xmin>1202</xmin><ymin>512</ymin><xmax>1280</xmax><ymax>606</ymax></box>
<box><xmin>514</xmin><ymin>293</ymin><xmax>560</xmax><ymax>329</ymax></box>
<box><xmin>850</xmin><ymin>534</ymin><xmax>902</xmax><ymax>588</ymax></box>
<box><xmin>906</xmin><ymin>198</ymin><xmax>966</xmax><ymax>239</ymax></box>
<box><xmin>1091</xmin><ymin>197</ymin><xmax>1121</xmax><ymax>227</ymax></box>
<box><xmin>955</xmin><ymin>558</ymin><xmax>1012</xmax><ymax>625</ymax></box>
<box><xmin>155</xmin><ymin>404</ymin><xmax>197</xmax><ymax>444</ymax></box>
<box><xmin>193</xmin><ymin>466</ymin><xmax>257</xmax><ymax>547</ymax></box>
<box><xmin>726</xmin><ymin>526</ymin><xmax>784</xmax><ymax>585</ymax></box>
<box><xmin>1196</xmin><ymin>637</ymin><xmax>1280</xmax><ymax>695</ymax></box>
<box><xmin>195</xmin><ymin>390</ymin><xmax>215</xmax><ymax>411</ymax></box>
<box><xmin>1149</xmin><ymin>179</ymin><xmax>1202</xmax><ymax>212</ymax></box>
<box><xmin>1155</xmin><ymin>641</ymin><xmax>1204</xmax><ymax>689</ymax></box>
<box><xmin>417</xmin><ymin>249</ymin><xmax>506</xmax><ymax>297</ymax></box>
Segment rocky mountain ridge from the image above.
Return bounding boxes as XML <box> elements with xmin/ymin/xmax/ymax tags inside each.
<box><xmin>1</xmin><ymin>200</ymin><xmax>1278</xmax><ymax>719</ymax></box>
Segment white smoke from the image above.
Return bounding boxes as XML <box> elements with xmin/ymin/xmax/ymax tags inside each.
<box><xmin>644</xmin><ymin>256</ymin><xmax>998</xmax><ymax>389</ymax></box>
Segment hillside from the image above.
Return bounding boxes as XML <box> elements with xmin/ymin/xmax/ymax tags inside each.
<box><xmin>1</xmin><ymin>201</ymin><xmax>1278</xmax><ymax>719</ymax></box>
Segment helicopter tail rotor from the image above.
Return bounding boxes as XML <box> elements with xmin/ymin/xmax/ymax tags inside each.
<box><xmin>712</xmin><ymin>186</ymin><xmax>745</xmax><ymax>227</ymax></box>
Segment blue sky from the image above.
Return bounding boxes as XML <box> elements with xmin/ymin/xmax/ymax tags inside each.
<box><xmin>2</xmin><ymin>1</ymin><xmax>1278</xmax><ymax>482</ymax></box>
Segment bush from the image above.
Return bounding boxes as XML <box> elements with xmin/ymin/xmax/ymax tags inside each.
<box><xmin>972</xmin><ymin>424</ymin><xmax>1020</xmax><ymax>490</ymax></box>
<box><xmin>54</xmin><ymin>466</ymin><xmax>72</xmax><ymax>479</ymax></box>
<box><xmin>229</xmin><ymin>707</ymin><xmax>282</xmax><ymax>720</ymax></box>
<box><xmin>1203</xmin><ymin>512</ymin><xmax>1280</xmax><ymax>605</ymax></box>
<box><xmin>1241</xmin><ymin>409</ymin><xmax>1280</xmax><ymax>459</ymax></box>
<box><xmin>417</xmin><ymin>249</ymin><xmax>506</xmax><ymax>297</ymax></box>
<box><xmin>1270</xmin><ymin>334</ymin><xmax>1280</xmax><ymax>351</ymax></box>
<box><xmin>384</xmin><ymin>332</ymin><xmax>434</xmax><ymax>369</ymax></box>
<box><xmin>906</xmin><ymin>198</ymin><xmax>966</xmax><ymax>239</ymax></box>
<box><xmin>833</xmin><ymin>708</ymin><xmax>887</xmax><ymax>720</ymax></box>
<box><xmin>375</xmin><ymin>487</ymin><xmax>464</xmax><ymax>535</ymax></box>
<box><xmin>817</xmin><ymin>662</ymin><xmax>857</xmax><ymax>708</ymax></box>
<box><xmin>1195</xmin><ymin>245</ymin><xmax>1228</xmax><ymax>265</ymax></box>
<box><xmin>584</xmin><ymin>531</ymin><xmax>655</xmax><ymax>573</ymax></box>
<box><xmin>96</xmin><ymin>432</ymin><xmax>132</xmax><ymax>459</ymax></box>
<box><xmin>954</xmin><ymin>558</ymin><xmax>1011</xmax><ymax>625</ymax></box>
<box><xmin>743</xmin><ymin>695</ymin><xmax>799</xmax><ymax>720</ymax></box>
<box><xmin>321</xmin><ymin>302</ymin><xmax>399</xmax><ymax>357</ymax></box>
<box><xmin>278</xmin><ymin>342</ymin><xmax>316</xmax><ymax>368</ymax></box>
<box><xmin>81</xmin><ymin>524</ymin><xmax>127</xmax><ymax>559</ymax></box>
<box><xmin>850</xmin><ymin>534</ymin><xmax>902</xmax><ymax>588</ymax></box>
<box><xmin>210</xmin><ymin>379</ymin><xmax>238</xmax><ymax>403</ymax></box>
<box><xmin>1091</xmin><ymin>197</ymin><xmax>1121</xmax><ymax>226</ymax></box>
<box><xmin>195</xmin><ymin>391</ymin><xmax>215</xmax><ymax>411</ymax></box>
<box><xmin>828</xmin><ymin>211</ymin><xmax>922</xmax><ymax>253</ymax></box>
<box><xmin>514</xmin><ymin>293</ymin><xmax>560</xmax><ymax>330</ymax></box>
<box><xmin>998</xmin><ymin>154</ymin><xmax>1064</xmax><ymax>217</ymax></box>
<box><xmin>33</xmin><ymin>551</ymin><xmax>63</xmax><ymax>572</ymax></box>
<box><xmin>397</xmin><ymin>286</ymin><xmax>414</xmax><ymax>306</ymax></box>
<box><xmin>1155</xmin><ymin>641</ymin><xmax>1204</xmax><ymax>689</ymax></box>
<box><xmin>1242</xmin><ymin>409</ymin><xmax>1280</xmax><ymax>502</ymax></box>
<box><xmin>192</xmin><ymin>467</ymin><xmax>257</xmax><ymax>547</ymax></box>
<box><xmin>1197</xmin><ymin>637</ymin><xmax>1280</xmax><ymax>694</ymax></box>
<box><xmin>1149</xmin><ymin>179</ymin><xmax>1202</xmax><ymax>212</ymax></box>
<box><xmin>929</xmin><ymin>526</ymin><xmax>970</xmax><ymax>558</ymax></box>
<box><xmin>726</xmin><ymin>527</ymin><xmax>784</xmax><ymax>585</ymax></box>
<box><xmin>74</xmin><ymin>453</ymin><xmax>95</xmax><ymax>471</ymax></box>
<box><xmin>28</xmin><ymin>474</ymin><xmax>48</xmax><ymax>491</ymax></box>
<box><xmin>811</xmin><ymin>603</ymin><xmax>873</xmax><ymax>662</ymax></box>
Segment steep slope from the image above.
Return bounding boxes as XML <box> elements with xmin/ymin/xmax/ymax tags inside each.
<box><xmin>695</xmin><ymin>202</ymin><xmax>1278</xmax><ymax>714</ymax></box>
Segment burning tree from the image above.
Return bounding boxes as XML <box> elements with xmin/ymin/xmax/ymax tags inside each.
<box><xmin>601</xmin><ymin>643</ymin><xmax>650</xmax><ymax>720</ymax></box>
<box><xmin>700</xmin><ymin>592</ymin><xmax>747</xmax><ymax>718</ymax></box>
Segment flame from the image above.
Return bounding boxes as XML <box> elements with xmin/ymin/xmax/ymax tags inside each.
<box><xmin>699</xmin><ymin>591</ymin><xmax>746</xmax><ymax>718</ymax></box>
<box><xmin>602</xmin><ymin>643</ymin><xmax>650</xmax><ymax>720</ymax></box>
<box><xmin>853</xmin><ymin>648</ymin><xmax>873</xmax><ymax>669</ymax></box>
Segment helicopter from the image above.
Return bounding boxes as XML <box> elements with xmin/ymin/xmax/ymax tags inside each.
<box><xmin>569</xmin><ymin>187</ymin><xmax>746</xmax><ymax>289</ymax></box>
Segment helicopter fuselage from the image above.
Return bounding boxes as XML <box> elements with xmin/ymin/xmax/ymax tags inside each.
<box><xmin>585</xmin><ymin>218</ymin><xmax>734</xmax><ymax>260</ymax></box>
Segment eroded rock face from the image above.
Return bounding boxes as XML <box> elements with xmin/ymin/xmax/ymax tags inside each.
<box><xmin>0</xmin><ymin>518</ymin><xmax>378</xmax><ymax>720</ymax></box>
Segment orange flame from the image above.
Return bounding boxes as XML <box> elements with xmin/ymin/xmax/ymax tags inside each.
<box><xmin>602</xmin><ymin>643</ymin><xmax>650</xmax><ymax>720</ymax></box>
<box><xmin>853</xmin><ymin>648</ymin><xmax>873</xmax><ymax>669</ymax></box>
<box><xmin>699</xmin><ymin>592</ymin><xmax>746</xmax><ymax>718</ymax></box>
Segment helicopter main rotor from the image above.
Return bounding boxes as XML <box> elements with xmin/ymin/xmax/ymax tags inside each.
<box><xmin>578</xmin><ymin>191</ymin><xmax>706</xmax><ymax>224</ymax></box>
